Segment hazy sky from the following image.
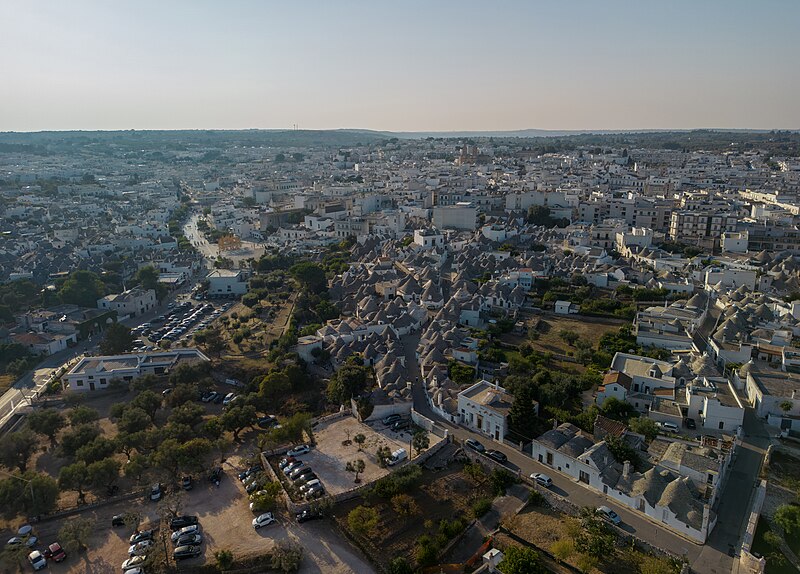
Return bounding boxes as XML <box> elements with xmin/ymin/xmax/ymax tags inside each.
<box><xmin>2</xmin><ymin>0</ymin><xmax>799</xmax><ymax>132</ymax></box>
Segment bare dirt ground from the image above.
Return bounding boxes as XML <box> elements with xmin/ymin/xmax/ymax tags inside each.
<box><xmin>297</xmin><ymin>416</ymin><xmax>411</xmax><ymax>496</ymax></box>
<box><xmin>7</xmin><ymin>453</ymin><xmax>373</xmax><ymax>574</ymax></box>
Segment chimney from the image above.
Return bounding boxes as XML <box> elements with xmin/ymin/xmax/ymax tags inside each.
<box><xmin>553</xmin><ymin>418</ymin><xmax>558</xmax><ymax>430</ymax></box>
<box><xmin>623</xmin><ymin>460</ymin><xmax>631</xmax><ymax>479</ymax></box>
<box><xmin>793</xmin><ymin>390</ymin><xmax>797</xmax><ymax>400</ymax></box>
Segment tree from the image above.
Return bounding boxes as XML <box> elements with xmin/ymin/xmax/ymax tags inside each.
<box><xmin>168</xmin><ymin>402</ymin><xmax>206</xmax><ymax>428</ymax></box>
<box><xmin>774</xmin><ymin>504</ymin><xmax>800</xmax><ymax>534</ymax></box>
<box><xmin>559</xmin><ymin>329</ymin><xmax>580</xmax><ymax>346</ymax></box>
<box><xmin>628</xmin><ymin>416</ymin><xmax>659</xmax><ymax>442</ymax></box>
<box><xmin>68</xmin><ymin>405</ymin><xmax>100</xmax><ymax>425</ymax></box>
<box><xmin>377</xmin><ymin>446</ymin><xmax>392</xmax><ymax>468</ymax></box>
<box><xmin>605</xmin><ymin>434</ymin><xmax>642</xmax><ymax>470</ymax></box>
<box><xmin>27</xmin><ymin>408</ymin><xmax>65</xmax><ymax>447</ymax></box>
<box><xmin>353</xmin><ymin>433</ymin><xmax>366</xmax><ymax>451</ymax></box>
<box><xmin>259</xmin><ymin>371</ymin><xmax>292</xmax><ymax>404</ymax></box>
<box><xmin>58</xmin><ymin>518</ymin><xmax>93</xmax><ymax>554</ymax></box>
<box><xmin>497</xmin><ymin>545</ymin><xmax>546</xmax><ymax>574</ymax></box>
<box><xmin>346</xmin><ymin>459</ymin><xmax>366</xmax><ymax>483</ymax></box>
<box><xmin>412</xmin><ymin>431</ymin><xmax>430</xmax><ymax>456</ymax></box>
<box><xmin>124</xmin><ymin>453</ymin><xmax>149</xmax><ymax>483</ymax></box>
<box><xmin>58</xmin><ymin>270</ymin><xmax>106</xmax><ymax>308</ymax></box>
<box><xmin>509</xmin><ymin>382</ymin><xmax>539</xmax><ymax>440</ymax></box>
<box><xmin>134</xmin><ymin>265</ymin><xmax>167</xmax><ymax>301</ymax></box>
<box><xmin>576</xmin><ymin>507</ymin><xmax>616</xmax><ymax>558</ymax></box>
<box><xmin>99</xmin><ymin>322</ymin><xmax>135</xmax><ymax>355</ymax></box>
<box><xmin>117</xmin><ymin>406</ymin><xmax>153</xmax><ymax>434</ymax></box>
<box><xmin>289</xmin><ymin>261</ymin><xmax>327</xmax><ymax>294</ymax></box>
<box><xmin>164</xmin><ymin>383</ymin><xmax>199</xmax><ymax>408</ymax></box>
<box><xmin>391</xmin><ymin>494</ymin><xmax>419</xmax><ymax>516</ymax></box>
<box><xmin>132</xmin><ymin>390</ymin><xmax>162</xmax><ymax>423</ymax></box>
<box><xmin>87</xmin><ymin>457</ymin><xmax>121</xmax><ymax>494</ymax></box>
<box><xmin>780</xmin><ymin>400</ymin><xmax>793</xmax><ymax>413</ymax></box>
<box><xmin>221</xmin><ymin>405</ymin><xmax>257</xmax><ymax>441</ymax></box>
<box><xmin>60</xmin><ymin>424</ymin><xmax>101</xmax><ymax>457</ymax></box>
<box><xmin>214</xmin><ymin>549</ymin><xmax>234</xmax><ymax>571</ymax></box>
<box><xmin>0</xmin><ymin>430</ymin><xmax>39</xmax><ymax>472</ymax></box>
<box><xmin>274</xmin><ymin>153</ymin><xmax>286</xmax><ymax>163</ymax></box>
<box><xmin>0</xmin><ymin>471</ymin><xmax>59</xmax><ymax>517</ymax></box>
<box><xmin>75</xmin><ymin>436</ymin><xmax>117</xmax><ymax>464</ymax></box>
<box><xmin>600</xmin><ymin>397</ymin><xmax>637</xmax><ymax>422</ymax></box>
<box><xmin>59</xmin><ymin>461</ymin><xmax>90</xmax><ymax>503</ymax></box>
<box><xmin>271</xmin><ymin>540</ymin><xmax>302</xmax><ymax>573</ymax></box>
<box><xmin>387</xmin><ymin>557</ymin><xmax>413</xmax><ymax>574</ymax></box>
<box><xmin>347</xmin><ymin>505</ymin><xmax>379</xmax><ymax>536</ymax></box>
<box><xmin>327</xmin><ymin>364</ymin><xmax>368</xmax><ymax>404</ymax></box>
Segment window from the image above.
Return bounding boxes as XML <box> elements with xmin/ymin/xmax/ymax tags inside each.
<box><xmin>546</xmin><ymin>452</ymin><xmax>553</xmax><ymax>466</ymax></box>
<box><xmin>718</xmin><ymin>421</ymin><xmax>724</xmax><ymax>430</ymax></box>
<box><xmin>76</xmin><ymin>380</ymin><xmax>84</xmax><ymax>386</ymax></box>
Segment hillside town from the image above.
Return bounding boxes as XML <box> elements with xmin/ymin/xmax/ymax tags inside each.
<box><xmin>1</xmin><ymin>130</ymin><xmax>799</xmax><ymax>574</ymax></box>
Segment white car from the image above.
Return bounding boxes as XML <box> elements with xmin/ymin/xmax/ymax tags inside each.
<box><xmin>287</xmin><ymin>444</ymin><xmax>310</xmax><ymax>457</ymax></box>
<box><xmin>530</xmin><ymin>473</ymin><xmax>553</xmax><ymax>488</ymax></box>
<box><xmin>252</xmin><ymin>512</ymin><xmax>276</xmax><ymax>529</ymax></box>
<box><xmin>128</xmin><ymin>540</ymin><xmax>154</xmax><ymax>556</ymax></box>
<box><xmin>299</xmin><ymin>479</ymin><xmax>321</xmax><ymax>493</ymax></box>
<box><xmin>121</xmin><ymin>555</ymin><xmax>146</xmax><ymax>570</ymax></box>
<box><xmin>28</xmin><ymin>551</ymin><xmax>47</xmax><ymax>571</ymax></box>
<box><xmin>171</xmin><ymin>524</ymin><xmax>200</xmax><ymax>542</ymax></box>
<box><xmin>597</xmin><ymin>505</ymin><xmax>622</xmax><ymax>525</ymax></box>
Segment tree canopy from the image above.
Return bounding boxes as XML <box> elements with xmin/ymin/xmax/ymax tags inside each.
<box><xmin>58</xmin><ymin>271</ymin><xmax>107</xmax><ymax>308</ymax></box>
<box><xmin>99</xmin><ymin>322</ymin><xmax>135</xmax><ymax>355</ymax></box>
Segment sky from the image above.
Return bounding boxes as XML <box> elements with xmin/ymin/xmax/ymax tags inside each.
<box><xmin>2</xmin><ymin>0</ymin><xmax>799</xmax><ymax>132</ymax></box>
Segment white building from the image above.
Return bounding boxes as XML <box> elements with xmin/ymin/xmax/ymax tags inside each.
<box><xmin>458</xmin><ymin>380</ymin><xmax>528</xmax><ymax>442</ymax></box>
<box><xmin>554</xmin><ymin>300</ymin><xmax>579</xmax><ymax>315</ymax></box>
<box><xmin>413</xmin><ymin>228</ymin><xmax>444</xmax><ymax>249</ymax></box>
<box><xmin>206</xmin><ymin>269</ymin><xmax>248</xmax><ymax>297</ymax></box>
<box><xmin>97</xmin><ymin>288</ymin><xmax>157</xmax><ymax>319</ymax></box>
<box><xmin>64</xmin><ymin>348</ymin><xmax>209</xmax><ymax>392</ymax></box>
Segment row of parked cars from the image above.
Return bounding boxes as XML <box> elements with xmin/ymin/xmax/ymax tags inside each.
<box><xmin>117</xmin><ymin>515</ymin><xmax>204</xmax><ymax>572</ymax></box>
<box><xmin>279</xmin><ymin>445</ymin><xmax>326</xmax><ymax>501</ymax></box>
<box><xmin>144</xmin><ymin>302</ymin><xmax>225</xmax><ymax>345</ymax></box>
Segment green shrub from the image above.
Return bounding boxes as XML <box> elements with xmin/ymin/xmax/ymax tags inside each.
<box><xmin>472</xmin><ymin>497</ymin><xmax>492</xmax><ymax>518</ymax></box>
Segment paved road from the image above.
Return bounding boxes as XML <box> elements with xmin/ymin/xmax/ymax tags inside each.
<box><xmin>411</xmin><ymin>376</ymin><xmax>769</xmax><ymax>573</ymax></box>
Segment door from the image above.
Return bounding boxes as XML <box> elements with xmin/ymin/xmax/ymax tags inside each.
<box><xmin>89</xmin><ymin>382</ymin><xmax>95</xmax><ymax>391</ymax></box>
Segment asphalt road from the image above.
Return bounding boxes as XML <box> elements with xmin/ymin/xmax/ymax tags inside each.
<box><xmin>410</xmin><ymin>373</ymin><xmax>769</xmax><ymax>574</ymax></box>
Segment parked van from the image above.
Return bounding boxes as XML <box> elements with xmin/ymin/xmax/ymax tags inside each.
<box><xmin>387</xmin><ymin>448</ymin><xmax>408</xmax><ymax>466</ymax></box>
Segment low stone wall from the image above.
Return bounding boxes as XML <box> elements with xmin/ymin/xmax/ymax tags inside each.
<box><xmin>31</xmin><ymin>490</ymin><xmax>143</xmax><ymax>524</ymax></box>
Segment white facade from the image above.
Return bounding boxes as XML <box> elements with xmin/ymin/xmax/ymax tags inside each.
<box><xmin>457</xmin><ymin>380</ymin><xmax>519</xmax><ymax>442</ymax></box>
<box><xmin>207</xmin><ymin>269</ymin><xmax>248</xmax><ymax>296</ymax></box>
<box><xmin>97</xmin><ymin>288</ymin><xmax>157</xmax><ymax>318</ymax></box>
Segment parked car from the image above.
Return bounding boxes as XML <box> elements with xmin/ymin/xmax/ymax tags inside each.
<box><xmin>530</xmin><ymin>473</ymin><xmax>553</xmax><ymax>488</ymax></box>
<box><xmin>128</xmin><ymin>540</ymin><xmax>154</xmax><ymax>556</ymax></box>
<box><xmin>150</xmin><ymin>483</ymin><xmax>163</xmax><ymax>501</ymax></box>
<box><xmin>129</xmin><ymin>530</ymin><xmax>155</xmax><ymax>544</ymax></box>
<box><xmin>238</xmin><ymin>464</ymin><xmax>263</xmax><ymax>481</ymax></box>
<box><xmin>486</xmin><ymin>450</ymin><xmax>507</xmax><ymax>463</ymax></box>
<box><xmin>296</xmin><ymin>509</ymin><xmax>323</xmax><ymax>523</ymax></box>
<box><xmin>252</xmin><ymin>512</ymin><xmax>276</xmax><ymax>529</ymax></box>
<box><xmin>201</xmin><ymin>391</ymin><xmax>217</xmax><ymax>403</ymax></box>
<box><xmin>170</xmin><ymin>525</ymin><xmax>200</xmax><ymax>542</ymax></box>
<box><xmin>246</xmin><ymin>480</ymin><xmax>265</xmax><ymax>494</ymax></box>
<box><xmin>382</xmin><ymin>413</ymin><xmax>402</xmax><ymax>426</ymax></box>
<box><xmin>213</xmin><ymin>392</ymin><xmax>225</xmax><ymax>404</ymax></box>
<box><xmin>28</xmin><ymin>551</ymin><xmax>47</xmax><ymax>571</ymax></box>
<box><xmin>173</xmin><ymin>544</ymin><xmax>202</xmax><ymax>560</ymax></box>
<box><xmin>287</xmin><ymin>444</ymin><xmax>310</xmax><ymax>457</ymax></box>
<box><xmin>684</xmin><ymin>417</ymin><xmax>697</xmax><ymax>430</ymax></box>
<box><xmin>181</xmin><ymin>476</ymin><xmax>193</xmax><ymax>491</ymax></box>
<box><xmin>283</xmin><ymin>461</ymin><xmax>303</xmax><ymax>476</ymax></box>
<box><xmin>290</xmin><ymin>466</ymin><xmax>314</xmax><ymax>481</ymax></box>
<box><xmin>294</xmin><ymin>473</ymin><xmax>318</xmax><ymax>487</ymax></box>
<box><xmin>278</xmin><ymin>456</ymin><xmax>297</xmax><ymax>470</ymax></box>
<box><xmin>597</xmin><ymin>505</ymin><xmax>622</xmax><ymax>525</ymax></box>
<box><xmin>121</xmin><ymin>555</ymin><xmax>146</xmax><ymax>571</ymax></box>
<box><xmin>305</xmin><ymin>486</ymin><xmax>324</xmax><ymax>500</ymax></box>
<box><xmin>299</xmin><ymin>479</ymin><xmax>321</xmax><ymax>493</ymax></box>
<box><xmin>222</xmin><ymin>392</ymin><xmax>236</xmax><ymax>406</ymax></box>
<box><xmin>209</xmin><ymin>467</ymin><xmax>223</xmax><ymax>485</ymax></box>
<box><xmin>44</xmin><ymin>542</ymin><xmax>67</xmax><ymax>562</ymax></box>
<box><xmin>174</xmin><ymin>533</ymin><xmax>202</xmax><ymax>547</ymax></box>
<box><xmin>257</xmin><ymin>415</ymin><xmax>279</xmax><ymax>429</ymax></box>
<box><xmin>169</xmin><ymin>516</ymin><xmax>198</xmax><ymax>530</ymax></box>
<box><xmin>112</xmin><ymin>514</ymin><xmax>126</xmax><ymax>527</ymax></box>
<box><xmin>464</xmin><ymin>438</ymin><xmax>485</xmax><ymax>453</ymax></box>
<box><xmin>659</xmin><ymin>421</ymin><xmax>679</xmax><ymax>433</ymax></box>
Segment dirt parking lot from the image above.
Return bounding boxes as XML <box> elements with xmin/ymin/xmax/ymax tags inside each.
<box><xmin>12</xmin><ymin>454</ymin><xmax>373</xmax><ymax>574</ymax></box>
<box><xmin>295</xmin><ymin>416</ymin><xmax>413</xmax><ymax>496</ymax></box>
